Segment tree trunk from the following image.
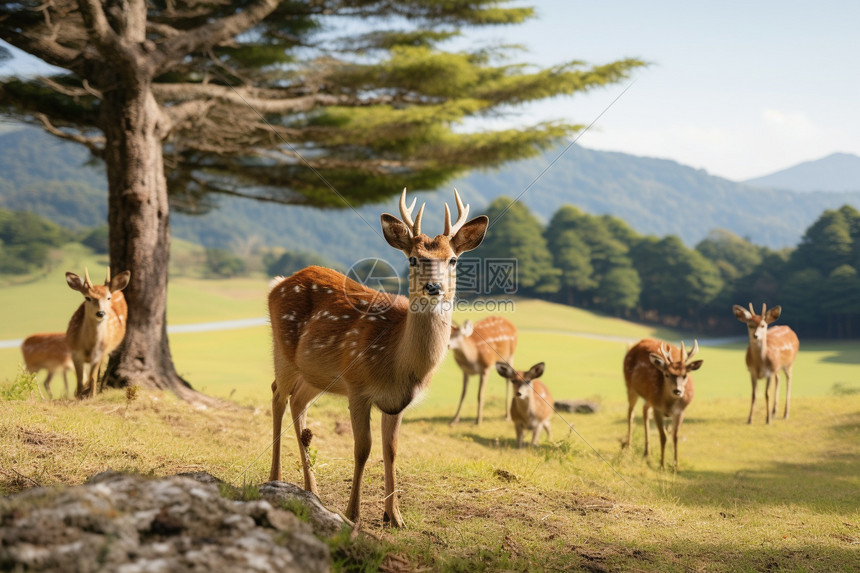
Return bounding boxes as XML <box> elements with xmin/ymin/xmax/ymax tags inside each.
<box><xmin>99</xmin><ymin>85</ymin><xmax>217</xmax><ymax>406</ymax></box>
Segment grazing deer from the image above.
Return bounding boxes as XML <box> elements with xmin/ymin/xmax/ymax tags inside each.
<box><xmin>733</xmin><ymin>303</ymin><xmax>799</xmax><ymax>424</ymax></box>
<box><xmin>622</xmin><ymin>339</ymin><xmax>703</xmax><ymax>469</ymax></box>
<box><xmin>448</xmin><ymin>316</ymin><xmax>518</xmax><ymax>425</ymax></box>
<box><xmin>20</xmin><ymin>333</ymin><xmax>73</xmax><ymax>399</ymax></box>
<box><xmin>495</xmin><ymin>361</ymin><xmax>553</xmax><ymax>448</ymax></box>
<box><xmin>268</xmin><ymin>189</ymin><xmax>488</xmax><ymax>528</ymax></box>
<box><xmin>65</xmin><ymin>267</ymin><xmax>132</xmax><ymax>399</ymax></box>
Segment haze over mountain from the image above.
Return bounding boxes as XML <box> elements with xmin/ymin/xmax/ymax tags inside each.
<box><xmin>2</xmin><ymin>124</ymin><xmax>859</xmax><ymax>267</ymax></box>
<box><xmin>744</xmin><ymin>152</ymin><xmax>860</xmax><ymax>192</ymax></box>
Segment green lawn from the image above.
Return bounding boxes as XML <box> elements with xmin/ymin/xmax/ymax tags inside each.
<box><xmin>2</xmin><ymin>265</ymin><xmax>859</xmax><ymax>571</ymax></box>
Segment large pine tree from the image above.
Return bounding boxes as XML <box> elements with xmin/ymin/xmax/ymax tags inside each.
<box><xmin>0</xmin><ymin>1</ymin><xmax>641</xmax><ymax>399</ymax></box>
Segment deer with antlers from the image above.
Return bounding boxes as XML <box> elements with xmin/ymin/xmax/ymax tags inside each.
<box><xmin>733</xmin><ymin>303</ymin><xmax>799</xmax><ymax>424</ymax></box>
<box><xmin>448</xmin><ymin>316</ymin><xmax>518</xmax><ymax>425</ymax></box>
<box><xmin>20</xmin><ymin>333</ymin><xmax>73</xmax><ymax>399</ymax></box>
<box><xmin>622</xmin><ymin>339</ymin><xmax>703</xmax><ymax>469</ymax></box>
<box><xmin>268</xmin><ymin>189</ymin><xmax>488</xmax><ymax>528</ymax></box>
<box><xmin>65</xmin><ymin>267</ymin><xmax>132</xmax><ymax>399</ymax></box>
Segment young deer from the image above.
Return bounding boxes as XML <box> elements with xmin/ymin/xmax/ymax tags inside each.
<box><xmin>66</xmin><ymin>267</ymin><xmax>132</xmax><ymax>399</ymax></box>
<box><xmin>448</xmin><ymin>316</ymin><xmax>517</xmax><ymax>425</ymax></box>
<box><xmin>268</xmin><ymin>189</ymin><xmax>488</xmax><ymax>528</ymax></box>
<box><xmin>495</xmin><ymin>361</ymin><xmax>553</xmax><ymax>448</ymax></box>
<box><xmin>733</xmin><ymin>303</ymin><xmax>799</xmax><ymax>424</ymax></box>
<box><xmin>623</xmin><ymin>339</ymin><xmax>703</xmax><ymax>469</ymax></box>
<box><xmin>20</xmin><ymin>333</ymin><xmax>73</xmax><ymax>398</ymax></box>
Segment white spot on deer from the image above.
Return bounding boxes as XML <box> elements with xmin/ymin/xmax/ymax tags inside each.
<box><xmin>293</xmin><ymin>285</ymin><xmax>302</xmax><ymax>293</ymax></box>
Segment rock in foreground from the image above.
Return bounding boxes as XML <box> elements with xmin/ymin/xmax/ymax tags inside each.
<box><xmin>0</xmin><ymin>471</ymin><xmax>330</xmax><ymax>573</ymax></box>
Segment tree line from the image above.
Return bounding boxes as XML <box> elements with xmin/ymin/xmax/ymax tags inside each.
<box><xmin>474</xmin><ymin>198</ymin><xmax>860</xmax><ymax>338</ymax></box>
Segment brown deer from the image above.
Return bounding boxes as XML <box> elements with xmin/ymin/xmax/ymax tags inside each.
<box><xmin>495</xmin><ymin>361</ymin><xmax>553</xmax><ymax>448</ymax></box>
<box><xmin>448</xmin><ymin>316</ymin><xmax>517</xmax><ymax>425</ymax></box>
<box><xmin>66</xmin><ymin>267</ymin><xmax>132</xmax><ymax>399</ymax></box>
<box><xmin>268</xmin><ymin>189</ymin><xmax>488</xmax><ymax>528</ymax></box>
<box><xmin>622</xmin><ymin>339</ymin><xmax>703</xmax><ymax>469</ymax></box>
<box><xmin>733</xmin><ymin>303</ymin><xmax>799</xmax><ymax>424</ymax></box>
<box><xmin>20</xmin><ymin>333</ymin><xmax>73</xmax><ymax>398</ymax></box>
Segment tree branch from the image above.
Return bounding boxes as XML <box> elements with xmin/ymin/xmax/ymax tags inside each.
<box><xmin>152</xmin><ymin>82</ymin><xmax>358</xmax><ymax>114</ymax></box>
<box><xmin>161</xmin><ymin>99</ymin><xmax>215</xmax><ymax>134</ymax></box>
<box><xmin>37</xmin><ymin>75</ymin><xmax>102</xmax><ymax>99</ymax></box>
<box><xmin>75</xmin><ymin>0</ymin><xmax>121</xmax><ymax>55</ymax></box>
<box><xmin>151</xmin><ymin>0</ymin><xmax>280</xmax><ymax>74</ymax></box>
<box><xmin>36</xmin><ymin>112</ymin><xmax>105</xmax><ymax>157</ymax></box>
<box><xmin>0</xmin><ymin>27</ymin><xmax>80</xmax><ymax>71</ymax></box>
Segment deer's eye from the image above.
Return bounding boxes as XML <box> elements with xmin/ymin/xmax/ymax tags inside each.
<box><xmin>85</xmin><ymin>297</ymin><xmax>92</xmax><ymax>302</ymax></box>
<box><xmin>409</xmin><ymin>257</ymin><xmax>418</xmax><ymax>267</ymax></box>
<box><xmin>449</xmin><ymin>257</ymin><xmax>457</xmax><ymax>266</ymax></box>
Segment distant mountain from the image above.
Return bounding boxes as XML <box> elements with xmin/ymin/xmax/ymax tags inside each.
<box><xmin>3</xmin><ymin>124</ymin><xmax>860</xmax><ymax>267</ymax></box>
<box><xmin>744</xmin><ymin>152</ymin><xmax>860</xmax><ymax>192</ymax></box>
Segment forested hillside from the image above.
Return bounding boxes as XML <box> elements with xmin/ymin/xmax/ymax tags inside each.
<box><xmin>3</xmin><ymin>125</ymin><xmax>860</xmax><ymax>269</ymax></box>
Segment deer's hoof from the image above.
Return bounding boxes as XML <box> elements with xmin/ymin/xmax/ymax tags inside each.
<box><xmin>383</xmin><ymin>510</ymin><xmax>404</xmax><ymax>528</ymax></box>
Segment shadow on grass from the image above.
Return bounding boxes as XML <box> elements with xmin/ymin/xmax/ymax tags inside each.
<box><xmin>670</xmin><ymin>412</ymin><xmax>860</xmax><ymax>513</ymax></box>
<box><xmin>579</xmin><ymin>540</ymin><xmax>860</xmax><ymax>573</ymax></box>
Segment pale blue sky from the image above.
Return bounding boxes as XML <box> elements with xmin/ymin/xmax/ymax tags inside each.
<box><xmin>472</xmin><ymin>1</ymin><xmax>860</xmax><ymax>180</ymax></box>
<box><xmin>2</xmin><ymin>1</ymin><xmax>858</xmax><ymax>181</ymax></box>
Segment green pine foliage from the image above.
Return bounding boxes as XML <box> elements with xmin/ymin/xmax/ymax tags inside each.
<box><xmin>0</xmin><ymin>1</ymin><xmax>644</xmax><ymax>209</ymax></box>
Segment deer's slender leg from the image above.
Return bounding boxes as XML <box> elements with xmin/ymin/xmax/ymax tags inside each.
<box><xmin>450</xmin><ymin>372</ymin><xmax>469</xmax><ymax>425</ymax></box>
<box><xmin>747</xmin><ymin>375</ymin><xmax>758</xmax><ymax>424</ymax></box>
<box><xmin>476</xmin><ymin>370</ymin><xmax>489</xmax><ymax>425</ymax></box>
<box><xmin>345</xmin><ymin>394</ymin><xmax>372</xmax><ymax>524</ymax></box>
<box><xmin>290</xmin><ymin>380</ymin><xmax>322</xmax><ymax>494</ymax></box>
<box><xmin>381</xmin><ymin>411</ymin><xmax>404</xmax><ymax>527</ymax></box>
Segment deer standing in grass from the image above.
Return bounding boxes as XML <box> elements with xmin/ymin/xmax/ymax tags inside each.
<box><xmin>65</xmin><ymin>267</ymin><xmax>131</xmax><ymax>399</ymax></box>
<box><xmin>268</xmin><ymin>189</ymin><xmax>488</xmax><ymax>528</ymax></box>
<box><xmin>495</xmin><ymin>361</ymin><xmax>553</xmax><ymax>448</ymax></box>
<box><xmin>733</xmin><ymin>303</ymin><xmax>799</xmax><ymax>424</ymax></box>
<box><xmin>20</xmin><ymin>333</ymin><xmax>73</xmax><ymax>398</ymax></box>
<box><xmin>448</xmin><ymin>316</ymin><xmax>517</xmax><ymax>425</ymax></box>
<box><xmin>623</xmin><ymin>339</ymin><xmax>703</xmax><ymax>469</ymax></box>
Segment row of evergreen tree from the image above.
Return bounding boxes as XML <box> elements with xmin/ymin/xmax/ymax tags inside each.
<box><xmin>473</xmin><ymin>198</ymin><xmax>860</xmax><ymax>338</ymax></box>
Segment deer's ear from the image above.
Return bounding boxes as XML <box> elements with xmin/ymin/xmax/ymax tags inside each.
<box><xmin>495</xmin><ymin>361</ymin><xmax>515</xmax><ymax>379</ymax></box>
<box><xmin>526</xmin><ymin>362</ymin><xmax>545</xmax><ymax>380</ymax></box>
<box><xmin>461</xmin><ymin>320</ymin><xmax>474</xmax><ymax>337</ymax></box>
<box><xmin>732</xmin><ymin>305</ymin><xmax>752</xmax><ymax>322</ymax></box>
<box><xmin>66</xmin><ymin>272</ymin><xmax>85</xmax><ymax>293</ymax></box>
<box><xmin>649</xmin><ymin>353</ymin><xmax>667</xmax><ymax>371</ymax></box>
<box><xmin>111</xmin><ymin>271</ymin><xmax>131</xmax><ymax>293</ymax></box>
<box><xmin>450</xmin><ymin>216</ymin><xmax>489</xmax><ymax>255</ymax></box>
<box><xmin>765</xmin><ymin>305</ymin><xmax>782</xmax><ymax>323</ymax></box>
<box><xmin>381</xmin><ymin>214</ymin><xmax>414</xmax><ymax>255</ymax></box>
<box><xmin>687</xmin><ymin>359</ymin><xmax>704</xmax><ymax>372</ymax></box>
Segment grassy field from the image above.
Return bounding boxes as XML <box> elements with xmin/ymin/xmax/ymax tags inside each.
<box><xmin>1</xmin><ymin>261</ymin><xmax>859</xmax><ymax>571</ymax></box>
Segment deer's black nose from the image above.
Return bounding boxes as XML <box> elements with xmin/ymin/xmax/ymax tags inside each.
<box><xmin>96</xmin><ymin>311</ymin><xmax>106</xmax><ymax>318</ymax></box>
<box><xmin>673</xmin><ymin>389</ymin><xmax>682</xmax><ymax>397</ymax></box>
<box><xmin>424</xmin><ymin>282</ymin><xmax>443</xmax><ymax>296</ymax></box>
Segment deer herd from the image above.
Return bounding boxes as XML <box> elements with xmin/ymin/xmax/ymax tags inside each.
<box><xmin>18</xmin><ymin>189</ymin><xmax>802</xmax><ymax>528</ymax></box>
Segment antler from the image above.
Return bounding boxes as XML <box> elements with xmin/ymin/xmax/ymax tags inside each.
<box><xmin>105</xmin><ymin>266</ymin><xmax>111</xmax><ymax>285</ymax></box>
<box><xmin>762</xmin><ymin>303</ymin><xmax>767</xmax><ymax>317</ymax></box>
<box><xmin>748</xmin><ymin>302</ymin><xmax>755</xmax><ymax>316</ymax></box>
<box><xmin>683</xmin><ymin>340</ymin><xmax>699</xmax><ymax>364</ymax></box>
<box><xmin>83</xmin><ymin>267</ymin><xmax>93</xmax><ymax>289</ymax></box>
<box><xmin>398</xmin><ymin>188</ymin><xmax>425</xmax><ymax>236</ymax></box>
<box><xmin>443</xmin><ymin>188</ymin><xmax>470</xmax><ymax>236</ymax></box>
<box><xmin>659</xmin><ymin>342</ymin><xmax>673</xmax><ymax>364</ymax></box>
